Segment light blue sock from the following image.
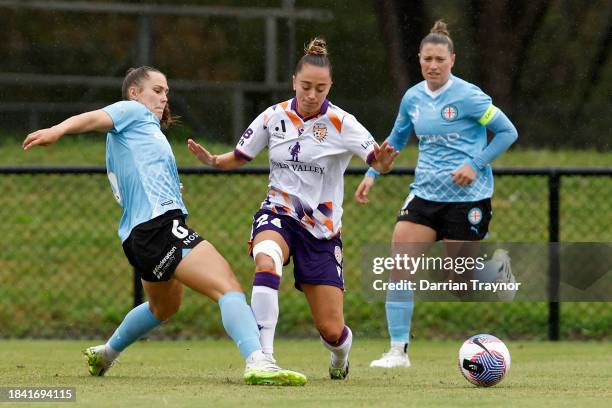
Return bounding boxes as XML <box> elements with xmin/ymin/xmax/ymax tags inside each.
<box><xmin>108</xmin><ymin>302</ymin><xmax>162</xmax><ymax>352</ymax></box>
<box><xmin>385</xmin><ymin>288</ymin><xmax>414</xmax><ymax>344</ymax></box>
<box><xmin>218</xmin><ymin>291</ymin><xmax>262</xmax><ymax>359</ymax></box>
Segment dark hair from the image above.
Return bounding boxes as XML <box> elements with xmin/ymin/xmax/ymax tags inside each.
<box><xmin>294</xmin><ymin>37</ymin><xmax>332</xmax><ymax>76</ymax></box>
<box><xmin>419</xmin><ymin>20</ymin><xmax>454</xmax><ymax>53</ymax></box>
<box><xmin>122</xmin><ymin>66</ymin><xmax>175</xmax><ymax>129</ymax></box>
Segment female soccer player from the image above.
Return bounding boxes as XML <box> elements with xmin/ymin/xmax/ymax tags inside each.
<box><xmin>354</xmin><ymin>20</ymin><xmax>518</xmax><ymax>368</ymax></box>
<box><xmin>188</xmin><ymin>38</ymin><xmax>398</xmax><ymax>380</ymax></box>
<box><xmin>22</xmin><ymin>66</ymin><xmax>306</xmax><ymax>386</ymax></box>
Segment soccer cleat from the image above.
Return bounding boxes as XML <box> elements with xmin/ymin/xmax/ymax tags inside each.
<box><xmin>244</xmin><ymin>354</ymin><xmax>307</xmax><ymax>386</ymax></box>
<box><xmin>82</xmin><ymin>345</ymin><xmax>116</xmax><ymax>377</ymax></box>
<box><xmin>370</xmin><ymin>347</ymin><xmax>411</xmax><ymax>368</ymax></box>
<box><xmin>329</xmin><ymin>358</ymin><xmax>349</xmax><ymax>380</ymax></box>
<box><xmin>493</xmin><ymin>249</ymin><xmax>517</xmax><ymax>301</ymax></box>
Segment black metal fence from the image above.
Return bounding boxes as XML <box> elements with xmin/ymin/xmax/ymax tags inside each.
<box><xmin>1</xmin><ymin>167</ymin><xmax>610</xmax><ymax>340</ymax></box>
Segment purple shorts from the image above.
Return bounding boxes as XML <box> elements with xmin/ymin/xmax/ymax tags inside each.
<box><xmin>250</xmin><ymin>209</ymin><xmax>344</xmax><ymax>291</ymax></box>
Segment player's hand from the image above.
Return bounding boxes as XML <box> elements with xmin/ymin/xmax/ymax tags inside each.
<box><xmin>451</xmin><ymin>164</ymin><xmax>477</xmax><ymax>187</ymax></box>
<box><xmin>187</xmin><ymin>138</ymin><xmax>218</xmax><ymax>167</ymax></box>
<box><xmin>354</xmin><ymin>176</ymin><xmax>375</xmax><ymax>204</ymax></box>
<box><xmin>22</xmin><ymin>127</ymin><xmax>63</xmax><ymax>150</ymax></box>
<box><xmin>372</xmin><ymin>141</ymin><xmax>399</xmax><ymax>174</ymax></box>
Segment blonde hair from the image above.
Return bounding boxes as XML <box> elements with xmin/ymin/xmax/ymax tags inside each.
<box><xmin>295</xmin><ymin>37</ymin><xmax>332</xmax><ymax>76</ymax></box>
<box><xmin>420</xmin><ymin>20</ymin><xmax>454</xmax><ymax>53</ymax></box>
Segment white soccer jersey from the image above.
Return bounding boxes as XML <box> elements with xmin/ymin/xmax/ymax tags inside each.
<box><xmin>235</xmin><ymin>98</ymin><xmax>376</xmax><ymax>239</ymax></box>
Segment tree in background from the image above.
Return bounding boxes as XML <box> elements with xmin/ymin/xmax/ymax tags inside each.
<box><xmin>0</xmin><ymin>0</ymin><xmax>608</xmax><ymax>148</ymax></box>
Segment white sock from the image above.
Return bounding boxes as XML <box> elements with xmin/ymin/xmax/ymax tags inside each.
<box><xmin>103</xmin><ymin>343</ymin><xmax>120</xmax><ymax>361</ymax></box>
<box><xmin>246</xmin><ymin>349</ymin><xmax>266</xmax><ymax>364</ymax></box>
<box><xmin>320</xmin><ymin>326</ymin><xmax>352</xmax><ymax>367</ymax></box>
<box><xmin>251</xmin><ymin>285</ymin><xmax>279</xmax><ymax>356</ymax></box>
<box><xmin>391</xmin><ymin>341</ymin><xmax>407</xmax><ymax>353</ymax></box>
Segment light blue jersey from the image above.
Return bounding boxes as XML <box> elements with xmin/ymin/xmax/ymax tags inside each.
<box><xmin>367</xmin><ymin>75</ymin><xmax>517</xmax><ymax>202</ymax></box>
<box><xmin>103</xmin><ymin>100</ymin><xmax>187</xmax><ymax>242</ymax></box>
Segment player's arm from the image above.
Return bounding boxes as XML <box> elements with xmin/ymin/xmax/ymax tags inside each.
<box><xmin>23</xmin><ymin>110</ymin><xmax>113</xmax><ymax>150</ymax></box>
<box><xmin>187</xmin><ymin>139</ymin><xmax>248</xmax><ymax>170</ymax></box>
<box><xmin>452</xmin><ymin>106</ymin><xmax>518</xmax><ymax>186</ymax></box>
<box><xmin>469</xmin><ymin>107</ymin><xmax>518</xmax><ymax>171</ymax></box>
<box><xmin>364</xmin><ymin>113</ymin><xmax>412</xmax><ymax>179</ymax></box>
<box><xmin>369</xmin><ymin>141</ymin><xmax>400</xmax><ymax>174</ymax></box>
<box><xmin>188</xmin><ymin>108</ymin><xmax>270</xmax><ymax>170</ymax></box>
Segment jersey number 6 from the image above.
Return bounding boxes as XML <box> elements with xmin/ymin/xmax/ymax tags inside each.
<box><xmin>171</xmin><ymin>219</ymin><xmax>189</xmax><ymax>239</ymax></box>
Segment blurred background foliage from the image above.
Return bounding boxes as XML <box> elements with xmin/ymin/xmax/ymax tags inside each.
<box><xmin>0</xmin><ymin>0</ymin><xmax>610</xmax><ymax>340</ymax></box>
<box><xmin>0</xmin><ymin>0</ymin><xmax>610</xmax><ymax>148</ymax></box>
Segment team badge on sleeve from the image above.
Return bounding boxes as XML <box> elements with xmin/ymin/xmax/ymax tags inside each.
<box><xmin>313</xmin><ymin>122</ymin><xmax>328</xmax><ymax>142</ymax></box>
<box><xmin>441</xmin><ymin>104</ymin><xmax>459</xmax><ymax>121</ymax></box>
<box><xmin>468</xmin><ymin>207</ymin><xmax>483</xmax><ymax>225</ymax></box>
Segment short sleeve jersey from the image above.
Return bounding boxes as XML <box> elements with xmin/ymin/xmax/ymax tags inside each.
<box><xmin>392</xmin><ymin>75</ymin><xmax>500</xmax><ymax>202</ymax></box>
<box><xmin>236</xmin><ymin>98</ymin><xmax>376</xmax><ymax>239</ymax></box>
<box><xmin>103</xmin><ymin>100</ymin><xmax>187</xmax><ymax>242</ymax></box>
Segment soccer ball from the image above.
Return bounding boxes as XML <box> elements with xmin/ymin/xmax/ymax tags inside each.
<box><xmin>458</xmin><ymin>334</ymin><xmax>511</xmax><ymax>387</ymax></box>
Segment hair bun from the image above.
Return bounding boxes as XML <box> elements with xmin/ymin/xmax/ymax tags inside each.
<box><xmin>430</xmin><ymin>20</ymin><xmax>450</xmax><ymax>36</ymax></box>
<box><xmin>305</xmin><ymin>37</ymin><xmax>328</xmax><ymax>56</ymax></box>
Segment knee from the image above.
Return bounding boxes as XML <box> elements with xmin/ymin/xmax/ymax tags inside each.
<box><xmin>316</xmin><ymin>321</ymin><xmax>345</xmax><ymax>343</ymax></box>
<box><xmin>149</xmin><ymin>298</ymin><xmax>182</xmax><ymax>321</ymax></box>
<box><xmin>255</xmin><ymin>253</ymin><xmax>276</xmax><ymax>273</ymax></box>
<box><xmin>253</xmin><ymin>240</ymin><xmax>284</xmax><ymax>276</ymax></box>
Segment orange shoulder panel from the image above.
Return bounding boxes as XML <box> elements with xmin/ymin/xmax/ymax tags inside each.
<box><xmin>327</xmin><ymin>110</ymin><xmax>343</xmax><ymax>133</ymax></box>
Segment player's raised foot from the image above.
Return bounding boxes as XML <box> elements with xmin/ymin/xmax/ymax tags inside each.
<box><xmin>244</xmin><ymin>354</ymin><xmax>307</xmax><ymax>386</ymax></box>
<box><xmin>329</xmin><ymin>357</ymin><xmax>349</xmax><ymax>380</ymax></box>
<box><xmin>82</xmin><ymin>345</ymin><xmax>116</xmax><ymax>376</ymax></box>
<box><xmin>370</xmin><ymin>347</ymin><xmax>411</xmax><ymax>368</ymax></box>
<box><xmin>492</xmin><ymin>249</ymin><xmax>517</xmax><ymax>301</ymax></box>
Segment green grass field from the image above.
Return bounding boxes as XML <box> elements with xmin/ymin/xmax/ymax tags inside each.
<box><xmin>1</xmin><ymin>138</ymin><xmax>610</xmax><ymax>405</ymax></box>
<box><xmin>0</xmin><ymin>339</ymin><xmax>610</xmax><ymax>407</ymax></box>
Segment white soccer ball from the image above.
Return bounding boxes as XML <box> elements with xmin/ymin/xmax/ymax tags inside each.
<box><xmin>458</xmin><ymin>334</ymin><xmax>511</xmax><ymax>387</ymax></box>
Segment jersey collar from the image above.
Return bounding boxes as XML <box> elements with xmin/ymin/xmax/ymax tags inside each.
<box><xmin>291</xmin><ymin>98</ymin><xmax>330</xmax><ymax>121</ymax></box>
<box><xmin>424</xmin><ymin>77</ymin><xmax>454</xmax><ymax>99</ymax></box>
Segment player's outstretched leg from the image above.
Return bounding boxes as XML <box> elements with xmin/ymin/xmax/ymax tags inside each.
<box><xmin>174</xmin><ymin>241</ymin><xmax>306</xmax><ymax>386</ymax></box>
<box><xmin>82</xmin><ymin>300</ymin><xmax>163</xmax><ymax>376</ymax></box>
<box><xmin>218</xmin><ymin>292</ymin><xmax>306</xmax><ymax>386</ymax></box>
<box><xmin>250</xmin><ymin>231</ymin><xmax>288</xmax><ymax>362</ymax></box>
